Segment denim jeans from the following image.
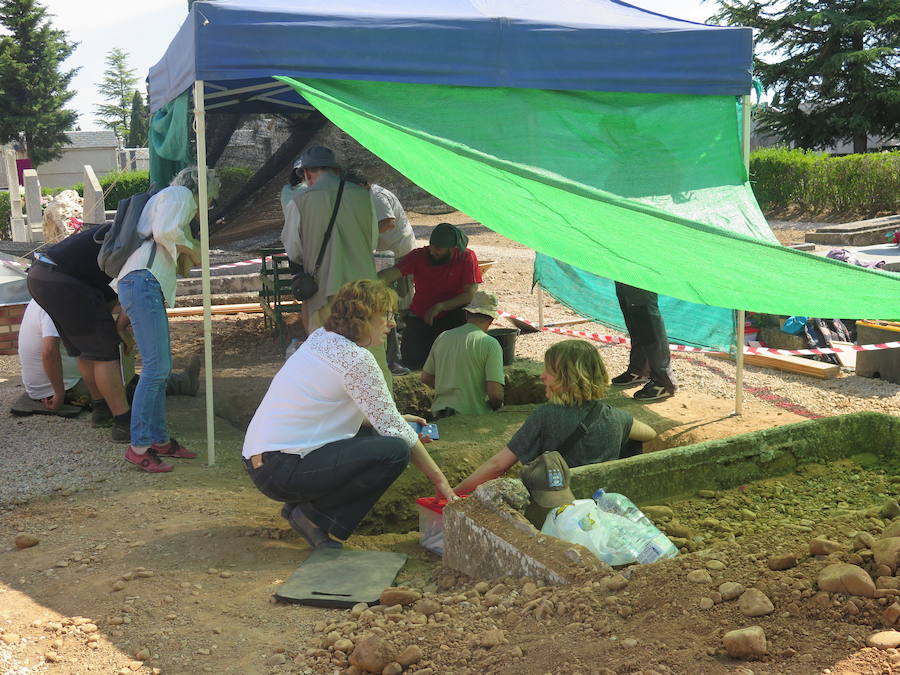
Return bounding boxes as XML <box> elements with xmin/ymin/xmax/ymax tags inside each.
<box><xmin>118</xmin><ymin>270</ymin><xmax>171</xmax><ymax>446</ymax></box>
<box><xmin>244</xmin><ymin>433</ymin><xmax>410</xmax><ymax>540</ymax></box>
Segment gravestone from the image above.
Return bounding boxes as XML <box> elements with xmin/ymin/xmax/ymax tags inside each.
<box><xmin>23</xmin><ymin>169</ymin><xmax>42</xmax><ymax>242</ymax></box>
<box><xmin>82</xmin><ymin>165</ymin><xmax>105</xmax><ymax>225</ymax></box>
<box><xmin>3</xmin><ymin>148</ymin><xmax>26</xmax><ymax>241</ymax></box>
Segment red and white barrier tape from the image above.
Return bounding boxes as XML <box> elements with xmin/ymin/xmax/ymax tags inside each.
<box><xmin>498</xmin><ymin>312</ymin><xmax>900</xmax><ymax>356</ymax></box>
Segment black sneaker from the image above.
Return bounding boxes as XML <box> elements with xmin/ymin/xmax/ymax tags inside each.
<box><xmin>633</xmin><ymin>381</ymin><xmax>674</xmax><ymax>402</ymax></box>
<box><xmin>90</xmin><ymin>401</ymin><xmax>113</xmax><ymax>428</ymax></box>
<box><xmin>611</xmin><ymin>371</ymin><xmax>649</xmax><ymax>387</ymax></box>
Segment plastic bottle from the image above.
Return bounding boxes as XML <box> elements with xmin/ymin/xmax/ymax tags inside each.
<box><xmin>285</xmin><ymin>338</ymin><xmax>301</xmax><ymax>359</ymax></box>
<box><xmin>593</xmin><ymin>489</ymin><xmax>678</xmax><ymax>563</ymax></box>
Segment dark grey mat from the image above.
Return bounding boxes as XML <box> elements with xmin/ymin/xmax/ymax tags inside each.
<box><xmin>10</xmin><ymin>393</ymin><xmax>82</xmax><ymax>418</ymax></box>
<box><xmin>275</xmin><ymin>548</ymin><xmax>407</xmax><ymax>608</ymax></box>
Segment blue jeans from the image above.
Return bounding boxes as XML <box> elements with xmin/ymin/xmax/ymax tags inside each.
<box><xmin>244</xmin><ymin>432</ymin><xmax>410</xmax><ymax>540</ymax></box>
<box><xmin>118</xmin><ymin>270</ymin><xmax>171</xmax><ymax>446</ymax></box>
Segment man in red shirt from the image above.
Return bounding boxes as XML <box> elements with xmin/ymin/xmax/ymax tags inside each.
<box><xmin>378</xmin><ymin>223</ymin><xmax>481</xmax><ymax>370</ymax></box>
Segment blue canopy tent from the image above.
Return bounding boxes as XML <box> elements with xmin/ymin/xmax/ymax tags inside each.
<box><xmin>148</xmin><ymin>0</ymin><xmax>898</xmax><ymax>460</ymax></box>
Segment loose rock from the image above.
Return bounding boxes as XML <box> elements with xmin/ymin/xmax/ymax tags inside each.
<box><xmin>809</xmin><ymin>538</ymin><xmax>841</xmax><ymax>556</ymax></box>
<box><xmin>868</xmin><ymin>631</ymin><xmax>900</xmax><ymax>649</ymax></box>
<box><xmin>687</xmin><ymin>569</ymin><xmax>713</xmax><ymax>584</ymax></box>
<box><xmin>14</xmin><ymin>533</ymin><xmax>39</xmax><ymax>549</ymax></box>
<box><xmin>379</xmin><ymin>588</ymin><xmax>421</xmax><ymax>607</ymax></box>
<box><xmin>349</xmin><ymin>635</ymin><xmax>396</xmax><ymax>673</ymax></box>
<box><xmin>818</xmin><ymin>563</ymin><xmax>876</xmax><ymax>597</ymax></box>
<box><xmin>397</xmin><ymin>645</ymin><xmax>423</xmax><ymax>667</ymax></box>
<box><xmin>767</xmin><ymin>554</ymin><xmax>797</xmax><ymax>571</ymax></box>
<box><xmin>719</xmin><ymin>582</ymin><xmax>745</xmax><ymax>601</ymax></box>
<box><xmin>723</xmin><ymin>626</ymin><xmax>767</xmax><ymax>659</ymax></box>
<box><xmin>738</xmin><ymin>589</ymin><xmax>774</xmax><ymax>617</ymax></box>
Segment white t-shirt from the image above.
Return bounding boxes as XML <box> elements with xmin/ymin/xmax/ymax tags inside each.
<box><xmin>18</xmin><ymin>300</ymin><xmax>81</xmax><ymax>400</ymax></box>
<box><xmin>242</xmin><ymin>328</ymin><xmax>418</xmax><ymax>458</ymax></box>
<box><xmin>372</xmin><ymin>184</ymin><xmax>416</xmax><ymax>258</ymax></box>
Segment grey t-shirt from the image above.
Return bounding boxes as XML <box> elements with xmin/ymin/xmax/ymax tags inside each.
<box><xmin>507</xmin><ymin>401</ymin><xmax>634</xmax><ymax>468</ymax></box>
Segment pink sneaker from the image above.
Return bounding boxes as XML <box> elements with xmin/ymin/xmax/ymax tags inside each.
<box><xmin>125</xmin><ymin>446</ymin><xmax>174</xmax><ymax>473</ymax></box>
<box><xmin>151</xmin><ymin>438</ymin><xmax>197</xmax><ymax>459</ymax></box>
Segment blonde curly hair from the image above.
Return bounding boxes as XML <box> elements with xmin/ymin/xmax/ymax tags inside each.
<box><xmin>325</xmin><ymin>280</ymin><xmax>398</xmax><ymax>343</ymax></box>
<box><xmin>544</xmin><ymin>340</ymin><xmax>609</xmax><ymax>405</ymax></box>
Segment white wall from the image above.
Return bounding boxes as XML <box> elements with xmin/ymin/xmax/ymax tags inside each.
<box><xmin>36</xmin><ymin>147</ymin><xmax>118</xmax><ymax>190</ymax></box>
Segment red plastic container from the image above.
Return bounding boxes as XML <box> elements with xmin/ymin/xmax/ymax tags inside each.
<box><xmin>414</xmin><ymin>496</ymin><xmax>466</xmax><ymax>555</ymax></box>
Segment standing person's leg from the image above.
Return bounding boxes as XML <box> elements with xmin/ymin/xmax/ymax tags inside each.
<box><xmin>118</xmin><ymin>270</ymin><xmax>176</xmax><ymax>472</ymax></box>
<box><xmin>621</xmin><ymin>287</ymin><xmax>676</xmax><ymax>400</ymax></box>
<box><xmin>642</xmin><ymin>292</ymin><xmax>676</xmax><ymax>393</ymax></box>
<box><xmin>245</xmin><ymin>434</ymin><xmax>410</xmax><ymax>546</ymax></box>
<box><xmin>400</xmin><ymin>313</ymin><xmax>433</xmax><ymax>370</ymax></box>
<box><xmin>615</xmin><ymin>282</ymin><xmax>650</xmax><ymax>381</ymax></box>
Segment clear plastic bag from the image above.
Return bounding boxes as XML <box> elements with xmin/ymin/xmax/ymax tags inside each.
<box><xmin>541</xmin><ymin>499</ymin><xmax>676</xmax><ymax>566</ymax></box>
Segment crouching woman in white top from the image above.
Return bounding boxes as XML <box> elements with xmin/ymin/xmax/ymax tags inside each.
<box><xmin>243</xmin><ymin>279</ymin><xmax>457</xmax><ymax>550</ymax></box>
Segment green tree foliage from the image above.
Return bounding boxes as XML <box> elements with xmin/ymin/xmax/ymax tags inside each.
<box><xmin>714</xmin><ymin>0</ymin><xmax>900</xmax><ymax>152</ymax></box>
<box><xmin>95</xmin><ymin>47</ymin><xmax>138</xmax><ymax>142</ymax></box>
<box><xmin>0</xmin><ymin>0</ymin><xmax>78</xmax><ymax>164</ymax></box>
<box><xmin>126</xmin><ymin>90</ymin><xmax>149</xmax><ymax>147</ymax></box>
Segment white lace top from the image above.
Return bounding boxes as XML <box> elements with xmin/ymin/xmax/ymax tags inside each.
<box><xmin>242</xmin><ymin>328</ymin><xmax>418</xmax><ymax>458</ymax></box>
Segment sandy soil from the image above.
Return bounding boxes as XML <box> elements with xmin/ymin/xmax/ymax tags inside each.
<box><xmin>1</xmin><ymin>215</ymin><xmax>899</xmax><ymax>675</ymax></box>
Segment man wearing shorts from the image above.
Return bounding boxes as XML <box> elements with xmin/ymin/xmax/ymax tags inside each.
<box><xmin>26</xmin><ymin>224</ymin><xmax>132</xmax><ymax>440</ymax></box>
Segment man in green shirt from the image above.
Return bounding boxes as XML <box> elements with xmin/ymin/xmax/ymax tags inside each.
<box><xmin>421</xmin><ymin>291</ymin><xmax>505</xmax><ymax>417</ymax></box>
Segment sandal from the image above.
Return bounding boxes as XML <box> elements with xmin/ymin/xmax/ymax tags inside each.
<box><xmin>125</xmin><ymin>446</ymin><xmax>173</xmax><ymax>473</ymax></box>
<box><xmin>152</xmin><ymin>438</ymin><xmax>197</xmax><ymax>459</ymax></box>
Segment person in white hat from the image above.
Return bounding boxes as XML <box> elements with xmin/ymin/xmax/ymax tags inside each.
<box><xmin>421</xmin><ymin>290</ymin><xmax>505</xmax><ymax>417</ymax></box>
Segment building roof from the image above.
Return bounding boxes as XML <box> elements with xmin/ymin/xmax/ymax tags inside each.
<box><xmin>64</xmin><ymin>130</ymin><xmax>119</xmax><ymax>149</ymax></box>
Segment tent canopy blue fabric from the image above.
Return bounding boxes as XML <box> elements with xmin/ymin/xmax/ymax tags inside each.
<box><xmin>148</xmin><ymin>0</ymin><xmax>752</xmax><ymax>113</ymax></box>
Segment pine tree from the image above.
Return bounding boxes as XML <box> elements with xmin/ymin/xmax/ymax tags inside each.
<box><xmin>0</xmin><ymin>0</ymin><xmax>78</xmax><ymax>165</ymax></box>
<box><xmin>713</xmin><ymin>0</ymin><xmax>900</xmax><ymax>152</ymax></box>
<box><xmin>95</xmin><ymin>47</ymin><xmax>138</xmax><ymax>142</ymax></box>
<box><xmin>126</xmin><ymin>90</ymin><xmax>149</xmax><ymax>148</ymax></box>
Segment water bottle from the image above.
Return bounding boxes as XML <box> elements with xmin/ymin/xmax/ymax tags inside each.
<box><xmin>593</xmin><ymin>488</ymin><xmax>678</xmax><ymax>563</ymax></box>
<box><xmin>285</xmin><ymin>338</ymin><xmax>301</xmax><ymax>359</ymax></box>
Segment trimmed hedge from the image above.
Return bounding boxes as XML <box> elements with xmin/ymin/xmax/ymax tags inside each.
<box><xmin>750</xmin><ymin>147</ymin><xmax>900</xmax><ymax>216</ymax></box>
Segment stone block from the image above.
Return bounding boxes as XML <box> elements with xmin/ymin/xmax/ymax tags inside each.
<box><xmin>443</xmin><ymin>479</ymin><xmax>609</xmax><ymax>585</ymax></box>
<box><xmin>23</xmin><ymin>169</ymin><xmax>42</xmax><ymax>242</ymax></box>
<box><xmin>82</xmin><ymin>165</ymin><xmax>105</xmax><ymax>225</ymax></box>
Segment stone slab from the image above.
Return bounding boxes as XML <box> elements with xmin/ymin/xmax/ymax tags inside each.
<box><xmin>806</xmin><ymin>215</ymin><xmax>900</xmax><ymax>246</ymax></box>
<box><xmin>275</xmin><ymin>549</ymin><xmax>407</xmax><ymax>608</ymax></box>
<box><xmin>176</xmin><ymin>273</ymin><xmax>261</xmax><ymax>296</ymax></box>
<box><xmin>443</xmin><ymin>479</ymin><xmax>609</xmax><ymax>585</ymax></box>
<box><xmin>856</xmin><ymin>323</ymin><xmax>900</xmax><ymax>384</ymax></box>
<box><xmin>82</xmin><ymin>166</ymin><xmax>105</xmax><ymax>225</ymax></box>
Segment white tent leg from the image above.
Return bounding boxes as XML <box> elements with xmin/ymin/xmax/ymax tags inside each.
<box><xmin>536</xmin><ymin>284</ymin><xmax>544</xmax><ymax>329</ymax></box>
<box><xmin>733</xmin><ymin>93</ymin><xmax>752</xmax><ymax>416</ymax></box>
<box><xmin>193</xmin><ymin>80</ymin><xmax>216</xmax><ymax>464</ymax></box>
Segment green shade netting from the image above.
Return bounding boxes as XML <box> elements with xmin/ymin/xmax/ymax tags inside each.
<box><xmin>277</xmin><ymin>77</ymin><xmax>900</xmax><ymax>321</ymax></box>
<box><xmin>149</xmin><ymin>91</ymin><xmax>192</xmax><ymax>189</ymax></box>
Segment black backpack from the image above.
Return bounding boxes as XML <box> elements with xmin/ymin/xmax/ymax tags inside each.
<box><xmin>94</xmin><ymin>188</ymin><xmax>158</xmax><ymax>277</ymax></box>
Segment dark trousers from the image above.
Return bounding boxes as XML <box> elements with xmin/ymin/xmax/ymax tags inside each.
<box><xmin>244</xmin><ymin>433</ymin><xmax>410</xmax><ymax>540</ymax></box>
<box><xmin>615</xmin><ymin>282</ymin><xmax>676</xmax><ymax>393</ymax></box>
<box><xmin>400</xmin><ymin>308</ymin><xmax>466</xmax><ymax>370</ymax></box>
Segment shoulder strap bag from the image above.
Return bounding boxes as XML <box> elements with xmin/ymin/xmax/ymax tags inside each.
<box><xmin>291</xmin><ymin>178</ymin><xmax>346</xmax><ymax>301</ymax></box>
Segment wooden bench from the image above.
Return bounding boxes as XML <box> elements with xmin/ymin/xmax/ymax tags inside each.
<box><xmin>258</xmin><ymin>247</ymin><xmax>302</xmax><ymax>345</ymax></box>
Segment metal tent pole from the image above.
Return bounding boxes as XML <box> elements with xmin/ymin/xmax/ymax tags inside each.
<box><xmin>193</xmin><ymin>80</ymin><xmax>216</xmax><ymax>464</ymax></box>
<box><xmin>734</xmin><ymin>93</ymin><xmax>752</xmax><ymax>416</ymax></box>
<box><xmin>536</xmin><ymin>284</ymin><xmax>545</xmax><ymax>329</ymax></box>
